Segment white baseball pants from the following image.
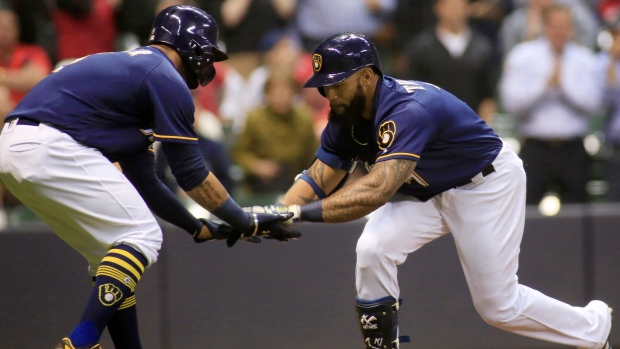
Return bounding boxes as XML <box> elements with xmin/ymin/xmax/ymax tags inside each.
<box><xmin>355</xmin><ymin>144</ymin><xmax>611</xmax><ymax>349</ymax></box>
<box><xmin>0</xmin><ymin>120</ymin><xmax>162</xmax><ymax>276</ymax></box>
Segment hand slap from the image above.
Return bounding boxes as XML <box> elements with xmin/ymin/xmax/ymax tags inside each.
<box><xmin>226</xmin><ymin>212</ymin><xmax>302</xmax><ymax>247</ymax></box>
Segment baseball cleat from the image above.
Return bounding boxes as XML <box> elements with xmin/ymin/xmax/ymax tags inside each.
<box><xmin>54</xmin><ymin>338</ymin><xmax>101</xmax><ymax>349</ymax></box>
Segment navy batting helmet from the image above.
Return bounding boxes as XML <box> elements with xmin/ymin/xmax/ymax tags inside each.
<box><xmin>303</xmin><ymin>32</ymin><xmax>382</xmax><ymax>93</ymax></box>
<box><xmin>149</xmin><ymin>5</ymin><xmax>228</xmax><ymax>89</ymax></box>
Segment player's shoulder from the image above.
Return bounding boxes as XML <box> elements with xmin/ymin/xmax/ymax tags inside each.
<box><xmin>129</xmin><ymin>47</ymin><xmax>189</xmax><ymax>90</ymax></box>
<box><xmin>377</xmin><ymin>77</ymin><xmax>440</xmax><ymax>122</ymax></box>
<box><xmin>121</xmin><ymin>47</ymin><xmax>171</xmax><ymax>71</ymax></box>
<box><xmin>381</xmin><ymin>76</ymin><xmax>442</xmax><ymax>104</ymax></box>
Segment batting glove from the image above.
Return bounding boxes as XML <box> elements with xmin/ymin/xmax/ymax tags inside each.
<box><xmin>194</xmin><ymin>218</ymin><xmax>261</xmax><ymax>244</ymax></box>
<box><xmin>243</xmin><ymin>204</ymin><xmax>301</xmax><ymax>225</ymax></box>
<box><xmin>226</xmin><ymin>212</ymin><xmax>302</xmax><ymax>247</ymax></box>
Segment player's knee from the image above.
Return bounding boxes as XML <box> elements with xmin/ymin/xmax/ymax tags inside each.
<box><xmin>117</xmin><ymin>226</ymin><xmax>163</xmax><ymax>267</ymax></box>
<box><xmin>473</xmin><ymin>298</ymin><xmax>516</xmax><ymax>327</ymax></box>
<box><xmin>356</xmin><ymin>234</ymin><xmax>387</xmax><ymax>267</ymax></box>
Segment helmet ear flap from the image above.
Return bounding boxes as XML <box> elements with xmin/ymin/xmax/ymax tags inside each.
<box><xmin>189</xmin><ymin>39</ymin><xmax>213</xmax><ymax>64</ymax></box>
<box><xmin>191</xmin><ymin>40</ymin><xmax>204</xmax><ymax>56</ymax></box>
<box><xmin>199</xmin><ymin>65</ymin><xmax>216</xmax><ymax>86</ymax></box>
<box><xmin>184</xmin><ymin>39</ymin><xmax>216</xmax><ymax>88</ymax></box>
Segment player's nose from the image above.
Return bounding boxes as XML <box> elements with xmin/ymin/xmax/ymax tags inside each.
<box><xmin>323</xmin><ymin>86</ymin><xmax>338</xmax><ymax>100</ymax></box>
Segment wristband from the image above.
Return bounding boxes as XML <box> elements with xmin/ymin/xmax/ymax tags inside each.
<box><xmin>296</xmin><ymin>171</ymin><xmax>327</xmax><ymax>199</ymax></box>
<box><xmin>212</xmin><ymin>197</ymin><xmax>253</xmax><ymax>232</ymax></box>
<box><xmin>250</xmin><ymin>214</ymin><xmax>259</xmax><ymax>236</ymax></box>
<box><xmin>300</xmin><ymin>200</ymin><xmax>324</xmax><ymax>222</ymax></box>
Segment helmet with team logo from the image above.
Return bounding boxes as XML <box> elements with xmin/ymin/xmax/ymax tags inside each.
<box><xmin>149</xmin><ymin>5</ymin><xmax>228</xmax><ymax>89</ymax></box>
<box><xmin>303</xmin><ymin>32</ymin><xmax>382</xmax><ymax>93</ymax></box>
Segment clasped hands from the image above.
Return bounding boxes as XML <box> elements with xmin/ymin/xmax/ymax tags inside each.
<box><xmin>196</xmin><ymin>204</ymin><xmax>302</xmax><ymax>247</ymax></box>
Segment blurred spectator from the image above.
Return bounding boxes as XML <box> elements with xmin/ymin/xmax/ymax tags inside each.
<box><xmin>11</xmin><ymin>0</ymin><xmax>57</xmax><ymax>64</ymax></box>
<box><xmin>218</xmin><ymin>30</ymin><xmax>303</xmax><ymax>133</ymax></box>
<box><xmin>391</xmin><ymin>0</ymin><xmax>436</xmax><ymax>76</ymax></box>
<box><xmin>194</xmin><ymin>61</ymin><xmax>228</xmax><ymax>116</ymax></box>
<box><xmin>499</xmin><ymin>0</ymin><xmax>600</xmax><ymax>57</ymax></box>
<box><xmin>294</xmin><ymin>0</ymin><xmax>397</xmax><ymax>53</ymax></box>
<box><xmin>114</xmin><ymin>0</ymin><xmax>160</xmax><ymax>49</ymax></box>
<box><xmin>0</xmin><ymin>7</ymin><xmax>52</xmax><ymax>117</ymax></box>
<box><xmin>468</xmin><ymin>0</ymin><xmax>513</xmax><ymax>54</ymax></box>
<box><xmin>232</xmin><ymin>69</ymin><xmax>317</xmax><ymax>203</ymax></box>
<box><xmin>392</xmin><ymin>0</ymin><xmax>436</xmax><ymax>49</ymax></box>
<box><xmin>400</xmin><ymin>0</ymin><xmax>498</xmax><ymax>124</ymax></box>
<box><xmin>598</xmin><ymin>0</ymin><xmax>620</xmax><ymax>24</ymax></box>
<box><xmin>54</xmin><ymin>0</ymin><xmax>120</xmax><ymax>62</ymax></box>
<box><xmin>219</xmin><ymin>0</ymin><xmax>295</xmax><ymax>79</ymax></box>
<box><xmin>500</xmin><ymin>4</ymin><xmax>602</xmax><ymax>204</ymax></box>
<box><xmin>595</xmin><ymin>21</ymin><xmax>620</xmax><ymax>201</ymax></box>
<box><xmin>0</xmin><ymin>7</ymin><xmax>52</xmax><ymax>229</ymax></box>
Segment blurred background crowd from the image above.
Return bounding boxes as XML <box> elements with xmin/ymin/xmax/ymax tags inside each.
<box><xmin>1</xmin><ymin>0</ymin><xmax>620</xmax><ymax>227</ymax></box>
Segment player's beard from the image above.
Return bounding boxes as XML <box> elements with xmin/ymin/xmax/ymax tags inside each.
<box><xmin>328</xmin><ymin>83</ymin><xmax>366</xmax><ymax>129</ymax></box>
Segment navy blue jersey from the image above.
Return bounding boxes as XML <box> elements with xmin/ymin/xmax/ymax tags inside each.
<box><xmin>7</xmin><ymin>47</ymin><xmax>198</xmax><ymax>161</ymax></box>
<box><xmin>319</xmin><ymin>76</ymin><xmax>503</xmax><ymax>201</ymax></box>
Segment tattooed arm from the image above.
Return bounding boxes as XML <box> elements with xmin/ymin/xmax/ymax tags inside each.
<box><xmin>186</xmin><ymin>172</ymin><xmax>231</xmax><ymax>211</ymax></box>
<box><xmin>280</xmin><ymin>159</ymin><xmax>348</xmax><ymax>206</ymax></box>
<box><xmin>301</xmin><ymin>159</ymin><xmax>417</xmax><ymax>223</ymax></box>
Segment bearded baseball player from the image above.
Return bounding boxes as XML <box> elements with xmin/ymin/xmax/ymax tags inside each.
<box><xmin>258</xmin><ymin>32</ymin><xmax>612</xmax><ymax>349</ymax></box>
<box><xmin>0</xmin><ymin>5</ymin><xmax>299</xmax><ymax>349</ymax></box>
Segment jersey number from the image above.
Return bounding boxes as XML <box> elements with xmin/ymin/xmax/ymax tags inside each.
<box><xmin>394</xmin><ymin>79</ymin><xmax>441</xmax><ymax>94</ymax></box>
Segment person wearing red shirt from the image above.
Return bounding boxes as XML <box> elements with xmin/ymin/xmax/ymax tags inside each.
<box><xmin>54</xmin><ymin>0</ymin><xmax>119</xmax><ymax>62</ymax></box>
<box><xmin>0</xmin><ymin>7</ymin><xmax>52</xmax><ymax>230</ymax></box>
<box><xmin>0</xmin><ymin>7</ymin><xmax>52</xmax><ymax>120</ymax></box>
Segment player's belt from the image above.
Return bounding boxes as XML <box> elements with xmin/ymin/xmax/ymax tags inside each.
<box><xmin>16</xmin><ymin>118</ymin><xmax>41</xmax><ymax>127</ymax></box>
<box><xmin>456</xmin><ymin>164</ymin><xmax>495</xmax><ymax>187</ymax></box>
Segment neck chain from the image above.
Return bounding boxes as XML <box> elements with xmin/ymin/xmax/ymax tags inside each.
<box><xmin>351</xmin><ymin>124</ymin><xmax>369</xmax><ymax>146</ymax></box>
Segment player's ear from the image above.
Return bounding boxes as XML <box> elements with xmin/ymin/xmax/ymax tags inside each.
<box><xmin>360</xmin><ymin>67</ymin><xmax>375</xmax><ymax>87</ymax></box>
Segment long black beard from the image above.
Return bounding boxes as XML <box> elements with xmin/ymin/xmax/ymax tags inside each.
<box><xmin>328</xmin><ymin>84</ymin><xmax>366</xmax><ymax>129</ymax></box>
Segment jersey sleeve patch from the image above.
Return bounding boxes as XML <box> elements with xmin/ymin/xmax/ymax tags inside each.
<box><xmin>378</xmin><ymin>120</ymin><xmax>396</xmax><ymax>150</ymax></box>
<box><xmin>374</xmin><ymin>100</ymin><xmax>437</xmax><ymax>164</ymax></box>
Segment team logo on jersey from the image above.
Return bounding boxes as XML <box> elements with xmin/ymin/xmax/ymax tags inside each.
<box><xmin>312</xmin><ymin>54</ymin><xmax>322</xmax><ymax>72</ymax></box>
<box><xmin>99</xmin><ymin>283</ymin><xmax>123</xmax><ymax>306</ymax></box>
<box><xmin>378</xmin><ymin>121</ymin><xmax>396</xmax><ymax>150</ymax></box>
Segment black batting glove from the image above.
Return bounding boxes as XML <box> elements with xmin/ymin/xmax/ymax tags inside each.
<box><xmin>226</xmin><ymin>212</ymin><xmax>301</xmax><ymax>247</ymax></box>
<box><xmin>195</xmin><ymin>218</ymin><xmax>261</xmax><ymax>244</ymax></box>
<box><xmin>261</xmin><ymin>223</ymin><xmax>302</xmax><ymax>242</ymax></box>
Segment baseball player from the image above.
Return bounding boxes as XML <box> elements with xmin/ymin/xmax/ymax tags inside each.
<box><xmin>0</xmin><ymin>6</ymin><xmax>299</xmax><ymax>349</ymax></box>
<box><xmin>263</xmin><ymin>33</ymin><xmax>612</xmax><ymax>349</ymax></box>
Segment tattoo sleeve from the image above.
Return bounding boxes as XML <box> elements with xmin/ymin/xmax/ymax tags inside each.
<box><xmin>321</xmin><ymin>159</ymin><xmax>416</xmax><ymax>223</ymax></box>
